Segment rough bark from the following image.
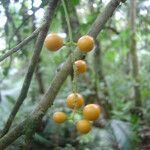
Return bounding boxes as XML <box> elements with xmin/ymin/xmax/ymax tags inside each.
<box><xmin>0</xmin><ymin>0</ymin><xmax>126</xmax><ymax>148</ymax></box>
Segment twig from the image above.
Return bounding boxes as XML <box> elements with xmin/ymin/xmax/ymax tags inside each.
<box><xmin>104</xmin><ymin>26</ymin><xmax>120</xmax><ymax>34</ymax></box>
<box><xmin>0</xmin><ymin>0</ymin><xmax>48</xmax><ymax>62</ymax></box>
<box><xmin>2</xmin><ymin>0</ymin><xmax>22</xmax><ymax>44</ymax></box>
<box><xmin>8</xmin><ymin>2</ymin><xmax>47</xmax><ymax>44</ymax></box>
<box><xmin>0</xmin><ymin>27</ymin><xmax>42</xmax><ymax>62</ymax></box>
<box><xmin>0</xmin><ymin>0</ymin><xmax>59</xmax><ymax>138</ymax></box>
<box><xmin>0</xmin><ymin>0</ymin><xmax>126</xmax><ymax>148</ymax></box>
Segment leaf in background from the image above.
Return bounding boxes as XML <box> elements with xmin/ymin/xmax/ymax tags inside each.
<box><xmin>111</xmin><ymin>119</ymin><xmax>137</xmax><ymax>150</ymax></box>
<box><xmin>33</xmin><ymin>133</ymin><xmax>51</xmax><ymax>146</ymax></box>
<box><xmin>6</xmin><ymin>95</ymin><xmax>16</xmax><ymax>104</ymax></box>
<box><xmin>72</xmin><ymin>0</ymin><xmax>80</xmax><ymax>6</ymax></box>
<box><xmin>79</xmin><ymin>127</ymin><xmax>116</xmax><ymax>150</ymax></box>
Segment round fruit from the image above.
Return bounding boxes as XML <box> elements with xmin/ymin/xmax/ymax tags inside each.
<box><xmin>76</xmin><ymin>119</ymin><xmax>91</xmax><ymax>134</ymax></box>
<box><xmin>66</xmin><ymin>93</ymin><xmax>84</xmax><ymax>109</ymax></box>
<box><xmin>74</xmin><ymin>60</ymin><xmax>87</xmax><ymax>74</ymax></box>
<box><xmin>44</xmin><ymin>33</ymin><xmax>63</xmax><ymax>51</ymax></box>
<box><xmin>83</xmin><ymin>104</ymin><xmax>101</xmax><ymax>121</ymax></box>
<box><xmin>53</xmin><ymin>112</ymin><xmax>67</xmax><ymax>123</ymax></box>
<box><xmin>77</xmin><ymin>35</ymin><xmax>94</xmax><ymax>52</ymax></box>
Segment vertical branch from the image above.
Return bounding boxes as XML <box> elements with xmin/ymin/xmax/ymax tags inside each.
<box><xmin>0</xmin><ymin>0</ymin><xmax>59</xmax><ymax>138</ymax></box>
<box><xmin>93</xmin><ymin>40</ymin><xmax>111</xmax><ymax>119</ymax></box>
<box><xmin>35</xmin><ymin>62</ymin><xmax>45</xmax><ymax>94</ymax></box>
<box><xmin>61</xmin><ymin>1</ymin><xmax>81</xmax><ymax>81</ymax></box>
<box><xmin>68</xmin><ymin>0</ymin><xmax>80</xmax><ymax>40</ymax></box>
<box><xmin>31</xmin><ymin>0</ymin><xmax>45</xmax><ymax>94</ymax></box>
<box><xmin>61</xmin><ymin>0</ymin><xmax>73</xmax><ymax>42</ymax></box>
<box><xmin>130</xmin><ymin>0</ymin><xmax>141</xmax><ymax>106</ymax></box>
<box><xmin>88</xmin><ymin>0</ymin><xmax>111</xmax><ymax>118</ymax></box>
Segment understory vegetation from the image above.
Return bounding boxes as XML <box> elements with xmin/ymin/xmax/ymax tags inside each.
<box><xmin>0</xmin><ymin>0</ymin><xmax>149</xmax><ymax>149</ymax></box>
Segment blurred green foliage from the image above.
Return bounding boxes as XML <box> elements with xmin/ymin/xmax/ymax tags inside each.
<box><xmin>0</xmin><ymin>0</ymin><xmax>150</xmax><ymax>149</ymax></box>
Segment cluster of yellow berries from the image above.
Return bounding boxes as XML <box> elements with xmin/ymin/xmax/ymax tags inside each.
<box><xmin>44</xmin><ymin>33</ymin><xmax>94</xmax><ymax>53</ymax></box>
<box><xmin>44</xmin><ymin>33</ymin><xmax>101</xmax><ymax>134</ymax></box>
<box><xmin>53</xmin><ymin>103</ymin><xmax>101</xmax><ymax>134</ymax></box>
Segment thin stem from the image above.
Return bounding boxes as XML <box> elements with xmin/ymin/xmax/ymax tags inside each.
<box><xmin>61</xmin><ymin>0</ymin><xmax>77</xmax><ymax>117</ymax></box>
<box><xmin>61</xmin><ymin>0</ymin><xmax>77</xmax><ymax>93</ymax></box>
<box><xmin>72</xmin><ymin>64</ymin><xmax>77</xmax><ymax>93</ymax></box>
<box><xmin>61</xmin><ymin>0</ymin><xmax>73</xmax><ymax>42</ymax></box>
<box><xmin>0</xmin><ymin>27</ymin><xmax>42</xmax><ymax>62</ymax></box>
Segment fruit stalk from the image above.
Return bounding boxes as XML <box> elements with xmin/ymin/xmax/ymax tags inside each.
<box><xmin>61</xmin><ymin>0</ymin><xmax>73</xmax><ymax>42</ymax></box>
<box><xmin>62</xmin><ymin>0</ymin><xmax>78</xmax><ymax>119</ymax></box>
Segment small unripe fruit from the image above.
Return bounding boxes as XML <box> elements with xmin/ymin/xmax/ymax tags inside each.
<box><xmin>76</xmin><ymin>120</ymin><xmax>91</xmax><ymax>134</ymax></box>
<box><xmin>77</xmin><ymin>35</ymin><xmax>94</xmax><ymax>52</ymax></box>
<box><xmin>44</xmin><ymin>33</ymin><xmax>63</xmax><ymax>51</ymax></box>
<box><xmin>66</xmin><ymin>93</ymin><xmax>84</xmax><ymax>109</ymax></box>
<box><xmin>74</xmin><ymin>60</ymin><xmax>87</xmax><ymax>74</ymax></box>
<box><xmin>53</xmin><ymin>112</ymin><xmax>67</xmax><ymax>123</ymax></box>
<box><xmin>83</xmin><ymin>104</ymin><xmax>101</xmax><ymax>121</ymax></box>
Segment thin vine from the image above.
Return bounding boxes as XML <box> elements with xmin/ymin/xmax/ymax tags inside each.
<box><xmin>61</xmin><ymin>0</ymin><xmax>78</xmax><ymax>121</ymax></box>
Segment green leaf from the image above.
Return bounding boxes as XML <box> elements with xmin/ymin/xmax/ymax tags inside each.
<box><xmin>111</xmin><ymin>120</ymin><xmax>138</xmax><ymax>150</ymax></box>
<box><xmin>33</xmin><ymin>133</ymin><xmax>51</xmax><ymax>146</ymax></box>
<box><xmin>72</xmin><ymin>0</ymin><xmax>80</xmax><ymax>6</ymax></box>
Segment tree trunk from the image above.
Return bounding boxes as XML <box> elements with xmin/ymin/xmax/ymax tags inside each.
<box><xmin>130</xmin><ymin>0</ymin><xmax>141</xmax><ymax>106</ymax></box>
<box><xmin>88</xmin><ymin>0</ymin><xmax>111</xmax><ymax>119</ymax></box>
<box><xmin>93</xmin><ymin>40</ymin><xmax>111</xmax><ymax>119</ymax></box>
